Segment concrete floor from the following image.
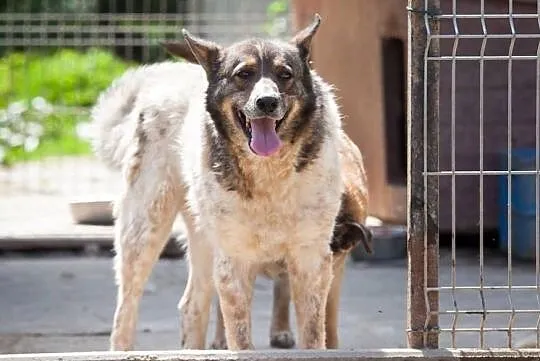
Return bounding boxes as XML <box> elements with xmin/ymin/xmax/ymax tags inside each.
<box><xmin>0</xmin><ymin>252</ymin><xmax>407</xmax><ymax>354</ymax></box>
<box><xmin>1</xmin><ymin>247</ymin><xmax>539</xmax><ymax>355</ymax></box>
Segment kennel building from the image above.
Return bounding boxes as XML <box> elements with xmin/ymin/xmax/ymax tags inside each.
<box><xmin>292</xmin><ymin>0</ymin><xmax>538</xmax><ymax>234</ymax></box>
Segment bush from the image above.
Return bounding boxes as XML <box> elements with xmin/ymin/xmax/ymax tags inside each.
<box><xmin>0</xmin><ymin>48</ymin><xmax>134</xmax><ymax>165</ymax></box>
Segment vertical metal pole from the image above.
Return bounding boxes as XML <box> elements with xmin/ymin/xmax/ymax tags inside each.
<box><xmin>536</xmin><ymin>0</ymin><xmax>540</xmax><ymax>348</ymax></box>
<box><xmin>407</xmin><ymin>0</ymin><xmax>440</xmax><ymax>349</ymax></box>
<box><xmin>478</xmin><ymin>0</ymin><xmax>488</xmax><ymax>349</ymax></box>
<box><xmin>506</xmin><ymin>0</ymin><xmax>517</xmax><ymax>348</ymax></box>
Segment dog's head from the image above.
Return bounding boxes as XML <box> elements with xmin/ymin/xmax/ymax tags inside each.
<box><xmin>161</xmin><ymin>14</ymin><xmax>321</xmax><ymax>157</ymax></box>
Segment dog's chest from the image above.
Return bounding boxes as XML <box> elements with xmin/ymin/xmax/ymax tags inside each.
<box><xmin>199</xmin><ymin>167</ymin><xmax>339</xmax><ymax>262</ymax></box>
<box><xmin>212</xmin><ymin>184</ymin><xmax>301</xmax><ymax>259</ymax></box>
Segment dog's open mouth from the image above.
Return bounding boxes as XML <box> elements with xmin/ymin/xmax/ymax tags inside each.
<box><xmin>236</xmin><ymin>110</ymin><xmax>284</xmax><ymax>157</ymax></box>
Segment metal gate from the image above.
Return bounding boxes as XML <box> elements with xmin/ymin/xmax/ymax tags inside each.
<box><xmin>408</xmin><ymin>0</ymin><xmax>540</xmax><ymax>352</ymax></box>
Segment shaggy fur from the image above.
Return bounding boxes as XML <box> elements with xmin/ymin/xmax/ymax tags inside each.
<box><xmin>91</xmin><ymin>15</ymin><xmax>355</xmax><ymax>351</ymax></box>
<box><xmin>210</xmin><ymin>132</ymin><xmax>371</xmax><ymax>350</ymax></box>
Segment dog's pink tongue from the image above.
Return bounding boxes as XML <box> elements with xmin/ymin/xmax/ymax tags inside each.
<box><xmin>249</xmin><ymin>118</ymin><xmax>282</xmax><ymax>157</ymax></box>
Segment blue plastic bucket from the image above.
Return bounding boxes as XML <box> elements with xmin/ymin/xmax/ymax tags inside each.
<box><xmin>498</xmin><ymin>148</ymin><xmax>540</xmax><ymax>260</ymax></box>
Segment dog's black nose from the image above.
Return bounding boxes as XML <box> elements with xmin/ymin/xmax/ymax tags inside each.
<box><xmin>256</xmin><ymin>96</ymin><xmax>279</xmax><ymax>114</ymax></box>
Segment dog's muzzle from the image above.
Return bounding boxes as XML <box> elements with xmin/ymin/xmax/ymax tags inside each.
<box><xmin>239</xmin><ymin>79</ymin><xmax>287</xmax><ymax>157</ymax></box>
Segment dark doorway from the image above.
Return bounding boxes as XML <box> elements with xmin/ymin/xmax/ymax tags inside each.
<box><xmin>382</xmin><ymin>37</ymin><xmax>407</xmax><ymax>186</ymax></box>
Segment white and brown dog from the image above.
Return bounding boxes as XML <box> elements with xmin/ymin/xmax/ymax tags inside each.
<box><xmin>91</xmin><ymin>14</ymin><xmax>368</xmax><ymax>351</ymax></box>
<box><xmin>209</xmin><ymin>132</ymin><xmax>371</xmax><ymax>350</ymax></box>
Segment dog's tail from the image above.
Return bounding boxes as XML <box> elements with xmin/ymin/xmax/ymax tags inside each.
<box><xmin>90</xmin><ymin>67</ymin><xmax>142</xmax><ymax>170</ymax></box>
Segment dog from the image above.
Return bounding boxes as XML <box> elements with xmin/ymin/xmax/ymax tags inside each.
<box><xmin>91</xmin><ymin>14</ymin><xmax>351</xmax><ymax>351</ymax></box>
<box><xmin>209</xmin><ymin>131</ymin><xmax>372</xmax><ymax>350</ymax></box>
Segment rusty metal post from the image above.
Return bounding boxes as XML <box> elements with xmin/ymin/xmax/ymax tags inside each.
<box><xmin>407</xmin><ymin>0</ymin><xmax>440</xmax><ymax>349</ymax></box>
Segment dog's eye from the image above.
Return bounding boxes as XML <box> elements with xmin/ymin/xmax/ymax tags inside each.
<box><xmin>236</xmin><ymin>69</ymin><xmax>254</xmax><ymax>80</ymax></box>
<box><xmin>278</xmin><ymin>71</ymin><xmax>293</xmax><ymax>80</ymax></box>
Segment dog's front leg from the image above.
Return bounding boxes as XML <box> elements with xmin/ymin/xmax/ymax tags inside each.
<box><xmin>214</xmin><ymin>254</ymin><xmax>256</xmax><ymax>350</ymax></box>
<box><xmin>287</xmin><ymin>247</ymin><xmax>333</xmax><ymax>349</ymax></box>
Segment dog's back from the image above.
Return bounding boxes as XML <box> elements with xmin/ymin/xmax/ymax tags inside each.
<box><xmin>90</xmin><ymin>61</ymin><xmax>205</xmax><ymax>169</ymax></box>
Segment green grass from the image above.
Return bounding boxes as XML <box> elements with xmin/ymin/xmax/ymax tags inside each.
<box><xmin>0</xmin><ymin>48</ymin><xmax>133</xmax><ymax>108</ymax></box>
<box><xmin>4</xmin><ymin>133</ymin><xmax>91</xmax><ymax>165</ymax></box>
<box><xmin>1</xmin><ymin>108</ymin><xmax>93</xmax><ymax>166</ymax></box>
<box><xmin>0</xmin><ymin>48</ymin><xmax>134</xmax><ymax>166</ymax></box>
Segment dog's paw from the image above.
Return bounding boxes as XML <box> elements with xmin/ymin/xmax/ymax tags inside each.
<box><xmin>210</xmin><ymin>338</ymin><xmax>228</xmax><ymax>350</ymax></box>
<box><xmin>270</xmin><ymin>330</ymin><xmax>296</xmax><ymax>349</ymax></box>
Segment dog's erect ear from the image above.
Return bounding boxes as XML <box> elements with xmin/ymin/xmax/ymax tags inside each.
<box><xmin>180</xmin><ymin>29</ymin><xmax>221</xmax><ymax>73</ymax></box>
<box><xmin>160</xmin><ymin>41</ymin><xmax>199</xmax><ymax>64</ymax></box>
<box><xmin>343</xmin><ymin>222</ymin><xmax>373</xmax><ymax>255</ymax></box>
<box><xmin>290</xmin><ymin>13</ymin><xmax>321</xmax><ymax>64</ymax></box>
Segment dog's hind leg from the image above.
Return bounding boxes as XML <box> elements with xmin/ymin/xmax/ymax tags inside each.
<box><xmin>269</xmin><ymin>274</ymin><xmax>296</xmax><ymax>349</ymax></box>
<box><xmin>110</xmin><ymin>165</ymin><xmax>180</xmax><ymax>351</ymax></box>
<box><xmin>209</xmin><ymin>299</ymin><xmax>227</xmax><ymax>349</ymax></box>
<box><xmin>178</xmin><ymin>215</ymin><xmax>214</xmax><ymax>349</ymax></box>
<box><xmin>325</xmin><ymin>252</ymin><xmax>347</xmax><ymax>349</ymax></box>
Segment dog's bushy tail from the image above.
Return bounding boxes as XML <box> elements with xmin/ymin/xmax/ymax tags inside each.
<box><xmin>90</xmin><ymin>67</ymin><xmax>142</xmax><ymax>170</ymax></box>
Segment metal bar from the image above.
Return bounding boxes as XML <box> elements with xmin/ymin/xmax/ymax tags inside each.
<box><xmin>438</xmin><ymin>309</ymin><xmax>540</xmax><ymax>315</ymax></box>
<box><xmin>425</xmin><ymin>170</ymin><xmax>540</xmax><ymax>176</ymax></box>
<box><xmin>160</xmin><ymin>0</ymin><xmax>167</xmax><ymax>57</ymax></box>
<box><xmin>436</xmin><ymin>13</ymin><xmax>539</xmax><ymax>19</ymax></box>
<box><xmin>440</xmin><ymin>327</ymin><xmax>540</xmax><ymax>332</ymax></box>
<box><xmin>9</xmin><ymin>26</ymin><xmax>540</xmax><ymax>39</ymax></box>
<box><xmin>506</xmin><ymin>0</ymin><xmax>517</xmax><ymax>348</ymax></box>
<box><xmin>478</xmin><ymin>0</ymin><xmax>487</xmax><ymax>348</ymax></box>
<box><xmin>427</xmin><ymin>55</ymin><xmax>540</xmax><ymax>61</ymax></box>
<box><xmin>407</xmin><ymin>0</ymin><xmax>440</xmax><ymax>349</ymax></box>
<box><xmin>0</xmin><ymin>13</ymin><xmax>273</xmax><ymax>21</ymax></box>
<box><xmin>430</xmin><ymin>286</ymin><xmax>540</xmax><ymax>291</ymax></box>
<box><xmin>4</xmin><ymin>0</ymin><xmax>14</xmax><ymax>187</ymax></box>
<box><xmin>0</xmin><ymin>38</ymin><xmax>266</xmax><ymax>47</ymax></box>
<box><xmin>0</xmin><ymin>25</ymin><xmax>268</xmax><ymax>35</ymax></box>
<box><xmin>430</xmin><ymin>34</ymin><xmax>540</xmax><ymax>39</ymax></box>
<box><xmin>0</xmin><ymin>12</ymin><xmax>513</xmax><ymax>21</ymax></box>
<box><xmin>425</xmin><ymin>0</ymin><xmax>440</xmax><ymax>350</ymax></box>
<box><xmin>125</xmin><ymin>0</ymin><xmax>134</xmax><ymax>60</ymax></box>
<box><xmin>449</xmin><ymin>0</ymin><xmax>459</xmax><ymax>347</ymax></box>
<box><xmin>106</xmin><ymin>0</ymin><xmax>114</xmax><ymax>63</ymax></box>
<box><xmin>408</xmin><ymin>0</ymin><xmax>425</xmax><ymax>348</ymax></box>
<box><xmin>142</xmin><ymin>0</ymin><xmax>151</xmax><ymax>62</ymax></box>
<box><xmin>536</xmin><ymin>0</ymin><xmax>540</xmax><ymax>349</ymax></box>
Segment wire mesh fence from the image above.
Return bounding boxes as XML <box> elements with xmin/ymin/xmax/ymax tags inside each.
<box><xmin>409</xmin><ymin>0</ymin><xmax>540</xmax><ymax>350</ymax></box>
<box><xmin>0</xmin><ymin>0</ymin><xmax>291</xmax><ymax>199</ymax></box>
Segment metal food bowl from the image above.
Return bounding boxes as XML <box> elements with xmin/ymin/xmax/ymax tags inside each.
<box><xmin>350</xmin><ymin>224</ymin><xmax>407</xmax><ymax>261</ymax></box>
<box><xmin>69</xmin><ymin>199</ymin><xmax>114</xmax><ymax>225</ymax></box>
